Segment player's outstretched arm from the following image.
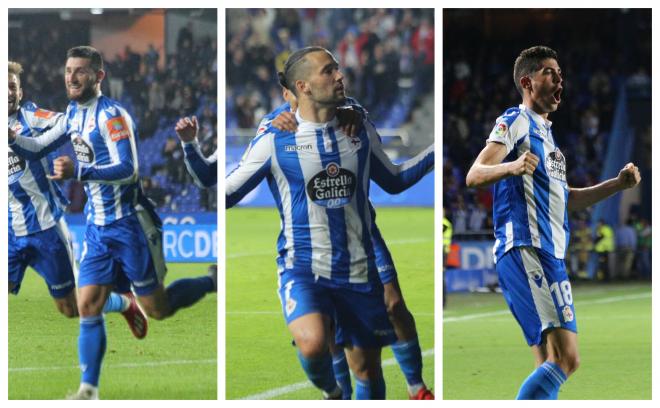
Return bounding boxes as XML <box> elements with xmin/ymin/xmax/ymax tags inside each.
<box><xmin>176</xmin><ymin>116</ymin><xmax>218</xmax><ymax>188</ymax></box>
<box><xmin>368</xmin><ymin>121</ymin><xmax>434</xmax><ymax>194</ymax></box>
<box><xmin>9</xmin><ymin>116</ymin><xmax>69</xmax><ymax>160</ymax></box>
<box><xmin>568</xmin><ymin>162</ymin><xmax>641</xmax><ymax>211</ymax></box>
<box><xmin>226</xmin><ymin>132</ymin><xmax>273</xmax><ymax>208</ymax></box>
<box><xmin>466</xmin><ymin>142</ymin><xmax>538</xmax><ymax>188</ymax></box>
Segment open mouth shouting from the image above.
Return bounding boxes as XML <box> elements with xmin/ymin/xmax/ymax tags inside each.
<box><xmin>553</xmin><ymin>87</ymin><xmax>563</xmax><ymax>104</ymax></box>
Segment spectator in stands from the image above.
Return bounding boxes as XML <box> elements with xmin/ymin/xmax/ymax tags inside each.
<box><xmin>635</xmin><ymin>218</ymin><xmax>651</xmax><ymax>280</ymax></box>
<box><xmin>595</xmin><ymin>219</ymin><xmax>616</xmax><ymax>281</ymax></box>
<box><xmin>615</xmin><ymin>219</ymin><xmax>638</xmax><ymax>280</ymax></box>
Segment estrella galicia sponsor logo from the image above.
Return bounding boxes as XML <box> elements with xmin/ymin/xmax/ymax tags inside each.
<box><xmin>284</xmin><ymin>144</ymin><xmax>313</xmax><ymax>152</ymax></box>
<box><xmin>306</xmin><ymin>162</ymin><xmax>356</xmax><ymax>208</ymax></box>
<box><xmin>72</xmin><ymin>135</ymin><xmax>94</xmax><ymax>164</ymax></box>
<box><xmin>545</xmin><ymin>148</ymin><xmax>566</xmax><ymax>181</ymax></box>
<box><xmin>8</xmin><ymin>150</ymin><xmax>27</xmax><ymax>184</ymax></box>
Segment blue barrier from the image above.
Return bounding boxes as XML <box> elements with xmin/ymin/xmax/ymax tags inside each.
<box><xmin>65</xmin><ymin>213</ymin><xmax>217</xmax><ymax>263</ymax></box>
<box><xmin>446</xmin><ymin>240</ymin><xmax>497</xmax><ymax>293</ymax></box>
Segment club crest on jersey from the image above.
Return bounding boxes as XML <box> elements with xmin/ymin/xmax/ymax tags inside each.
<box><xmin>8</xmin><ymin>150</ymin><xmax>27</xmax><ymax>184</ymax></box>
<box><xmin>545</xmin><ymin>148</ymin><xmax>567</xmax><ymax>181</ymax></box>
<box><xmin>12</xmin><ymin>123</ymin><xmax>24</xmax><ymax>134</ymax></box>
<box><xmin>306</xmin><ymin>162</ymin><xmax>356</xmax><ymax>209</ymax></box>
<box><xmin>106</xmin><ymin>117</ymin><xmax>130</xmax><ymax>142</ymax></box>
<box><xmin>72</xmin><ymin>135</ymin><xmax>95</xmax><ymax>164</ymax></box>
<box><xmin>562</xmin><ymin>305</ymin><xmax>574</xmax><ymax>322</ymax></box>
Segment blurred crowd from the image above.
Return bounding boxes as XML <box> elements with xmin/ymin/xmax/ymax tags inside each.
<box><xmin>9</xmin><ymin>18</ymin><xmax>217</xmax><ymax>213</ymax></box>
<box><xmin>226</xmin><ymin>8</ymin><xmax>434</xmax><ymax>129</ymax></box>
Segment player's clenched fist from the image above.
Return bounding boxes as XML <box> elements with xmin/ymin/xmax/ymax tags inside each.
<box><xmin>48</xmin><ymin>156</ymin><xmax>75</xmax><ymax>180</ymax></box>
<box><xmin>175</xmin><ymin>116</ymin><xmax>199</xmax><ymax>143</ymax></box>
<box><xmin>617</xmin><ymin>162</ymin><xmax>641</xmax><ymax>189</ymax></box>
<box><xmin>510</xmin><ymin>151</ymin><xmax>539</xmax><ymax>176</ymax></box>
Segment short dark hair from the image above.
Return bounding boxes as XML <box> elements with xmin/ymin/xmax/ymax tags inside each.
<box><xmin>66</xmin><ymin>46</ymin><xmax>104</xmax><ymax>71</ymax></box>
<box><xmin>513</xmin><ymin>46</ymin><xmax>558</xmax><ymax>96</ymax></box>
<box><xmin>278</xmin><ymin>46</ymin><xmax>328</xmax><ymax>96</ymax></box>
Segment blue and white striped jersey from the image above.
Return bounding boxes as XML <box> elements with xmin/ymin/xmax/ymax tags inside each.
<box><xmin>9</xmin><ymin>102</ymin><xmax>69</xmax><ymax>237</ymax></box>
<box><xmin>182</xmin><ymin>141</ymin><xmax>217</xmax><ymax>188</ymax></box>
<box><xmin>226</xmin><ymin>111</ymin><xmax>434</xmax><ymax>288</ymax></box>
<box><xmin>488</xmin><ymin>104</ymin><xmax>569</xmax><ymax>262</ymax></box>
<box><xmin>10</xmin><ymin>94</ymin><xmax>141</xmax><ymax>226</ymax></box>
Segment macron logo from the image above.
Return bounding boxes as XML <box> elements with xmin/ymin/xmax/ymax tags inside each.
<box><xmin>285</xmin><ymin>144</ymin><xmax>313</xmax><ymax>152</ymax></box>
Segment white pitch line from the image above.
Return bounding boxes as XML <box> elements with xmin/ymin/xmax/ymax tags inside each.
<box><xmin>444</xmin><ymin>292</ymin><xmax>651</xmax><ymax>323</ymax></box>
<box><xmin>228</xmin><ymin>238</ymin><xmax>432</xmax><ymax>259</ymax></box>
<box><xmin>10</xmin><ymin>359</ymin><xmax>216</xmax><ymax>373</ymax></box>
<box><xmin>227</xmin><ymin>311</ymin><xmax>435</xmax><ymax>317</ymax></box>
<box><xmin>239</xmin><ymin>349</ymin><xmax>434</xmax><ymax>400</ymax></box>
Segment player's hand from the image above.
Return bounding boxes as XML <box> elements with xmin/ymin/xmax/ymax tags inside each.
<box><xmin>509</xmin><ymin>151</ymin><xmax>539</xmax><ymax>176</ymax></box>
<box><xmin>271</xmin><ymin>111</ymin><xmax>298</xmax><ymax>132</ymax></box>
<box><xmin>617</xmin><ymin>162</ymin><xmax>641</xmax><ymax>189</ymax></box>
<box><xmin>175</xmin><ymin>116</ymin><xmax>199</xmax><ymax>143</ymax></box>
<box><xmin>336</xmin><ymin>106</ymin><xmax>363</xmax><ymax>137</ymax></box>
<box><xmin>9</xmin><ymin>127</ymin><xmax>16</xmax><ymax>143</ymax></box>
<box><xmin>48</xmin><ymin>156</ymin><xmax>75</xmax><ymax>180</ymax></box>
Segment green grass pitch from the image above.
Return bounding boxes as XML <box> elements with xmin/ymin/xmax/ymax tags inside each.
<box><xmin>8</xmin><ymin>263</ymin><xmax>217</xmax><ymax>400</ymax></box>
<box><xmin>443</xmin><ymin>282</ymin><xmax>651</xmax><ymax>399</ymax></box>
<box><xmin>227</xmin><ymin>207</ymin><xmax>435</xmax><ymax>399</ymax></box>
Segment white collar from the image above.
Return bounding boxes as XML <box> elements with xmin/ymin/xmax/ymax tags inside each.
<box><xmin>519</xmin><ymin>104</ymin><xmax>552</xmax><ymax>129</ymax></box>
<box><xmin>76</xmin><ymin>92</ymin><xmax>102</xmax><ymax>109</ymax></box>
<box><xmin>295</xmin><ymin>109</ymin><xmax>338</xmax><ymax>130</ymax></box>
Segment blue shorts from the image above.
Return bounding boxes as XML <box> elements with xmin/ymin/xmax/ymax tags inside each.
<box><xmin>8</xmin><ymin>218</ymin><xmax>76</xmax><ymax>298</ymax></box>
<box><xmin>78</xmin><ymin>211</ymin><xmax>167</xmax><ymax>296</ymax></box>
<box><xmin>277</xmin><ymin>272</ymin><xmax>396</xmax><ymax>349</ymax></box>
<box><xmin>497</xmin><ymin>246</ymin><xmax>577</xmax><ymax>346</ymax></box>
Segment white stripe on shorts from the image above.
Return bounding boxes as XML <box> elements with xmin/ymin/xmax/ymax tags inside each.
<box><xmin>520</xmin><ymin>247</ymin><xmax>560</xmax><ymax>331</ymax></box>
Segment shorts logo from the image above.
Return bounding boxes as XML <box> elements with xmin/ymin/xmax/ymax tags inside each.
<box><xmin>562</xmin><ymin>305</ymin><xmax>574</xmax><ymax>322</ymax></box>
<box><xmin>106</xmin><ymin>117</ymin><xmax>131</xmax><ymax>142</ymax></box>
<box><xmin>8</xmin><ymin>150</ymin><xmax>27</xmax><ymax>184</ymax></box>
<box><xmin>51</xmin><ymin>280</ymin><xmax>73</xmax><ymax>290</ymax></box>
<box><xmin>306</xmin><ymin>162</ymin><xmax>356</xmax><ymax>209</ymax></box>
<box><xmin>545</xmin><ymin>148</ymin><xmax>567</xmax><ymax>182</ymax></box>
<box><xmin>72</xmin><ymin>135</ymin><xmax>95</xmax><ymax>164</ymax></box>
<box><xmin>133</xmin><ymin>278</ymin><xmax>155</xmax><ymax>287</ymax></box>
<box><xmin>286</xmin><ymin>298</ymin><xmax>297</xmax><ymax>316</ymax></box>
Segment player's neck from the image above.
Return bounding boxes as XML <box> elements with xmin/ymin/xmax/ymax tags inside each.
<box><xmin>76</xmin><ymin>89</ymin><xmax>102</xmax><ymax>106</ymax></box>
<box><xmin>522</xmin><ymin>99</ymin><xmax>550</xmax><ymax>121</ymax></box>
<box><xmin>298</xmin><ymin>102</ymin><xmax>336</xmax><ymax>124</ymax></box>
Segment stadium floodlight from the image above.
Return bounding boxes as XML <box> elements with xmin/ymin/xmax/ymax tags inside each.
<box><xmin>90</xmin><ymin>8</ymin><xmax>104</xmax><ymax>15</ymax></box>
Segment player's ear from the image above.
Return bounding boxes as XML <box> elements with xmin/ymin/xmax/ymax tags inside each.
<box><xmin>520</xmin><ymin>76</ymin><xmax>531</xmax><ymax>92</ymax></box>
<box><xmin>96</xmin><ymin>69</ymin><xmax>106</xmax><ymax>84</ymax></box>
<box><xmin>295</xmin><ymin>79</ymin><xmax>308</xmax><ymax>96</ymax></box>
